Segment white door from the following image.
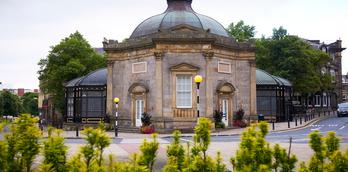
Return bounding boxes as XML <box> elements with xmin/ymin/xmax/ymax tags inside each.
<box><xmin>222</xmin><ymin>99</ymin><xmax>229</xmax><ymax>126</ymax></box>
<box><xmin>135</xmin><ymin>99</ymin><xmax>144</xmax><ymax>127</ymax></box>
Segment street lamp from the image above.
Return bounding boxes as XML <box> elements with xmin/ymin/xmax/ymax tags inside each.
<box><xmin>194</xmin><ymin>75</ymin><xmax>203</xmax><ymax>121</ymax></box>
<box><xmin>113</xmin><ymin>97</ymin><xmax>120</xmax><ymax>137</ymax></box>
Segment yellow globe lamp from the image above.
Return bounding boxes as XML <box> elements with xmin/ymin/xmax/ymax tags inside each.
<box><xmin>114</xmin><ymin>97</ymin><xmax>120</xmax><ymax>104</ymax></box>
<box><xmin>194</xmin><ymin>75</ymin><xmax>203</xmax><ymax>84</ymax></box>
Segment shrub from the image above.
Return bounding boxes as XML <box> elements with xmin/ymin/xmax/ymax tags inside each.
<box><xmin>138</xmin><ymin>134</ymin><xmax>159</xmax><ymax>171</ymax></box>
<box><xmin>213</xmin><ymin>110</ymin><xmax>225</xmax><ymax>129</ymax></box>
<box><xmin>299</xmin><ymin>131</ymin><xmax>348</xmax><ymax>172</ymax></box>
<box><xmin>42</xmin><ymin>128</ymin><xmax>67</xmax><ymax>172</ymax></box>
<box><xmin>141</xmin><ymin>112</ymin><xmax>152</xmax><ymax>126</ymax></box>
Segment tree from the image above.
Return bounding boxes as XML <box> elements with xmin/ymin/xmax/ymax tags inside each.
<box><xmin>1</xmin><ymin>91</ymin><xmax>22</xmax><ymax>116</ymax></box>
<box><xmin>38</xmin><ymin>31</ymin><xmax>106</xmax><ymax>113</ymax></box>
<box><xmin>226</xmin><ymin>20</ymin><xmax>256</xmax><ymax>42</ymax></box>
<box><xmin>21</xmin><ymin>92</ymin><xmax>38</xmax><ymax>116</ymax></box>
<box><xmin>256</xmin><ymin>31</ymin><xmax>331</xmax><ymax>94</ymax></box>
<box><xmin>272</xmin><ymin>26</ymin><xmax>287</xmax><ymax>40</ymax></box>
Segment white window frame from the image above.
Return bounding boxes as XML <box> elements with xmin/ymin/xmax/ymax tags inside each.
<box><xmin>176</xmin><ymin>75</ymin><xmax>192</xmax><ymax>108</ymax></box>
<box><xmin>132</xmin><ymin>62</ymin><xmax>147</xmax><ymax>74</ymax></box>
<box><xmin>218</xmin><ymin>61</ymin><xmax>232</xmax><ymax>74</ymax></box>
<box><xmin>323</xmin><ymin>93</ymin><xmax>327</xmax><ymax>107</ymax></box>
<box><xmin>315</xmin><ymin>95</ymin><xmax>321</xmax><ymax>107</ymax></box>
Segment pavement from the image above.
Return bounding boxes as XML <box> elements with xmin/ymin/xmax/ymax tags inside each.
<box><xmin>40</xmin><ymin>111</ymin><xmax>336</xmax><ymax>140</ymax></box>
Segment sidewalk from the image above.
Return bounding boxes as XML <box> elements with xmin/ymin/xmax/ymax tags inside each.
<box><xmin>42</xmin><ymin>112</ymin><xmax>335</xmax><ymax>139</ymax></box>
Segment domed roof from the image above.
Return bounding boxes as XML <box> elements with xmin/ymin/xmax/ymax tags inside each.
<box><xmin>256</xmin><ymin>69</ymin><xmax>292</xmax><ymax>87</ymax></box>
<box><xmin>66</xmin><ymin>68</ymin><xmax>107</xmax><ymax>87</ymax></box>
<box><xmin>130</xmin><ymin>0</ymin><xmax>229</xmax><ymax>38</ymax></box>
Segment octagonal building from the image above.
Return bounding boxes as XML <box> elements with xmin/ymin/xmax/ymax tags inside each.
<box><xmin>103</xmin><ymin>0</ymin><xmax>256</xmax><ymax>131</ymax></box>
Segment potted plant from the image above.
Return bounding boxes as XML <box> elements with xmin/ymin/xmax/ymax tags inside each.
<box><xmin>213</xmin><ymin>110</ymin><xmax>225</xmax><ymax>129</ymax></box>
<box><xmin>140</xmin><ymin>112</ymin><xmax>155</xmax><ymax>134</ymax></box>
<box><xmin>233</xmin><ymin>108</ymin><xmax>247</xmax><ymax>128</ymax></box>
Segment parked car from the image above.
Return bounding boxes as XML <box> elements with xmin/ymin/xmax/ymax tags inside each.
<box><xmin>337</xmin><ymin>102</ymin><xmax>348</xmax><ymax>117</ymax></box>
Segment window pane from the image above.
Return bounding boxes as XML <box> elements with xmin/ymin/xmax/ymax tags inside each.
<box><xmin>176</xmin><ymin>75</ymin><xmax>192</xmax><ymax>107</ymax></box>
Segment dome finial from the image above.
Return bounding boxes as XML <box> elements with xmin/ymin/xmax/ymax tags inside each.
<box><xmin>166</xmin><ymin>0</ymin><xmax>193</xmax><ymax>12</ymax></box>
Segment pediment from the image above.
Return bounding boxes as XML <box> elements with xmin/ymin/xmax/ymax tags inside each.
<box><xmin>169</xmin><ymin>24</ymin><xmax>201</xmax><ymax>32</ymax></box>
<box><xmin>170</xmin><ymin>63</ymin><xmax>199</xmax><ymax>71</ymax></box>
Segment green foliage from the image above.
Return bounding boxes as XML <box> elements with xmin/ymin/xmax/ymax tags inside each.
<box><xmin>0</xmin><ymin>91</ymin><xmax>22</xmax><ymax>116</ymax></box>
<box><xmin>215</xmin><ymin>152</ymin><xmax>226</xmax><ymax>172</ymax></box>
<box><xmin>182</xmin><ymin>117</ymin><xmax>219</xmax><ymax>172</ymax></box>
<box><xmin>226</xmin><ymin>20</ymin><xmax>256</xmax><ymax>42</ymax></box>
<box><xmin>272</xmin><ymin>144</ymin><xmax>297</xmax><ymax>172</ymax></box>
<box><xmin>256</xmin><ymin>30</ymin><xmax>331</xmax><ymax>94</ymax></box>
<box><xmin>138</xmin><ymin>134</ymin><xmax>159</xmax><ymax>171</ymax></box>
<box><xmin>38</xmin><ymin>31</ymin><xmax>106</xmax><ymax>113</ymax></box>
<box><xmin>299</xmin><ymin>131</ymin><xmax>348</xmax><ymax>172</ymax></box>
<box><xmin>164</xmin><ymin>130</ymin><xmax>185</xmax><ymax>171</ymax></box>
<box><xmin>231</xmin><ymin>122</ymin><xmax>297</xmax><ymax>172</ymax></box>
<box><xmin>79</xmin><ymin>127</ymin><xmax>111</xmax><ymax>171</ymax></box>
<box><xmin>141</xmin><ymin>112</ymin><xmax>152</xmax><ymax>126</ymax></box>
<box><xmin>213</xmin><ymin>110</ymin><xmax>225</xmax><ymax>129</ymax></box>
<box><xmin>272</xmin><ymin>26</ymin><xmax>288</xmax><ymax>40</ymax></box>
<box><xmin>43</xmin><ymin>129</ymin><xmax>67</xmax><ymax>172</ymax></box>
<box><xmin>4</xmin><ymin>114</ymin><xmax>41</xmax><ymax>172</ymax></box>
<box><xmin>21</xmin><ymin>92</ymin><xmax>38</xmax><ymax>116</ymax></box>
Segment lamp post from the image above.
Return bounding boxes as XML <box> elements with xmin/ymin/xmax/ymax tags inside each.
<box><xmin>194</xmin><ymin>75</ymin><xmax>203</xmax><ymax>122</ymax></box>
<box><xmin>113</xmin><ymin>97</ymin><xmax>120</xmax><ymax>137</ymax></box>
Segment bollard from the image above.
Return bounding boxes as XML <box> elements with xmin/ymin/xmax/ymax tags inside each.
<box><xmin>76</xmin><ymin>125</ymin><xmax>79</xmax><ymax>137</ymax></box>
<box><xmin>295</xmin><ymin>114</ymin><xmax>298</xmax><ymax>126</ymax></box>
<box><xmin>300</xmin><ymin>114</ymin><xmax>302</xmax><ymax>125</ymax></box>
<box><xmin>272</xmin><ymin>121</ymin><xmax>275</xmax><ymax>130</ymax></box>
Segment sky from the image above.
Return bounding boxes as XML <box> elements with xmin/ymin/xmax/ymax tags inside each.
<box><xmin>0</xmin><ymin>0</ymin><xmax>347</xmax><ymax>89</ymax></box>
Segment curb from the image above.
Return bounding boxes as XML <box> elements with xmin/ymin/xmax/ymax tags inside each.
<box><xmin>270</xmin><ymin>115</ymin><xmax>334</xmax><ymax>134</ymax></box>
<box><xmin>43</xmin><ymin>115</ymin><xmax>335</xmax><ymax>140</ymax></box>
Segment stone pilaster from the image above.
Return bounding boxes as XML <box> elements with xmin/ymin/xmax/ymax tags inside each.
<box><xmin>106</xmin><ymin>60</ymin><xmax>115</xmax><ymax>117</ymax></box>
<box><xmin>203</xmin><ymin>51</ymin><xmax>214</xmax><ymax>117</ymax></box>
<box><xmin>249</xmin><ymin>60</ymin><xmax>257</xmax><ymax>116</ymax></box>
<box><xmin>154</xmin><ymin>51</ymin><xmax>164</xmax><ymax>127</ymax></box>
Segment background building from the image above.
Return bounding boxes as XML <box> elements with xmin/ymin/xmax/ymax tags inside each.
<box><xmin>342</xmin><ymin>73</ymin><xmax>348</xmax><ymax>102</ymax></box>
<box><xmin>306</xmin><ymin>39</ymin><xmax>346</xmax><ymax>108</ymax></box>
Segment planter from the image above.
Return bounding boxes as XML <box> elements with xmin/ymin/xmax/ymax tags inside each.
<box><xmin>140</xmin><ymin>124</ymin><xmax>155</xmax><ymax>134</ymax></box>
<box><xmin>233</xmin><ymin>120</ymin><xmax>247</xmax><ymax>128</ymax></box>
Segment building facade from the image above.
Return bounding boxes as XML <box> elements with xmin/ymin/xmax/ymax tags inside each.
<box><xmin>103</xmin><ymin>0</ymin><xmax>256</xmax><ymax>131</ymax></box>
<box><xmin>306</xmin><ymin>39</ymin><xmax>346</xmax><ymax>108</ymax></box>
<box><xmin>342</xmin><ymin>74</ymin><xmax>348</xmax><ymax>102</ymax></box>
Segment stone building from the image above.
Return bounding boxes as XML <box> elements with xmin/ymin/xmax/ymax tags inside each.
<box><xmin>102</xmin><ymin>0</ymin><xmax>256</xmax><ymax>131</ymax></box>
<box><xmin>306</xmin><ymin>39</ymin><xmax>346</xmax><ymax>108</ymax></box>
<box><xmin>342</xmin><ymin>74</ymin><xmax>348</xmax><ymax>102</ymax></box>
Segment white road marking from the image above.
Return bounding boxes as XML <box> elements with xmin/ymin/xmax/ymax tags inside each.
<box><xmin>339</xmin><ymin>126</ymin><xmax>346</xmax><ymax>130</ymax></box>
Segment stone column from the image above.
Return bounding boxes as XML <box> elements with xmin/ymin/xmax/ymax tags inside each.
<box><xmin>106</xmin><ymin>60</ymin><xmax>114</xmax><ymax>118</ymax></box>
<box><xmin>249</xmin><ymin>60</ymin><xmax>257</xmax><ymax>116</ymax></box>
<box><xmin>154</xmin><ymin>52</ymin><xmax>164</xmax><ymax>127</ymax></box>
<box><xmin>203</xmin><ymin>51</ymin><xmax>214</xmax><ymax>117</ymax></box>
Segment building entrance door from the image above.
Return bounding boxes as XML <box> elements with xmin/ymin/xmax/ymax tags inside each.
<box><xmin>222</xmin><ymin>99</ymin><xmax>229</xmax><ymax>126</ymax></box>
<box><xmin>135</xmin><ymin>99</ymin><xmax>144</xmax><ymax>127</ymax></box>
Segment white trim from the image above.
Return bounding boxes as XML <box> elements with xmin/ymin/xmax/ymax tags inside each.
<box><xmin>132</xmin><ymin>62</ymin><xmax>147</xmax><ymax>74</ymax></box>
<box><xmin>218</xmin><ymin>61</ymin><xmax>232</xmax><ymax>74</ymax></box>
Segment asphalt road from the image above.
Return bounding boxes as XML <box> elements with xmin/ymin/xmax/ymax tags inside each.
<box><xmin>175</xmin><ymin>117</ymin><xmax>348</xmax><ymax>144</ymax></box>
